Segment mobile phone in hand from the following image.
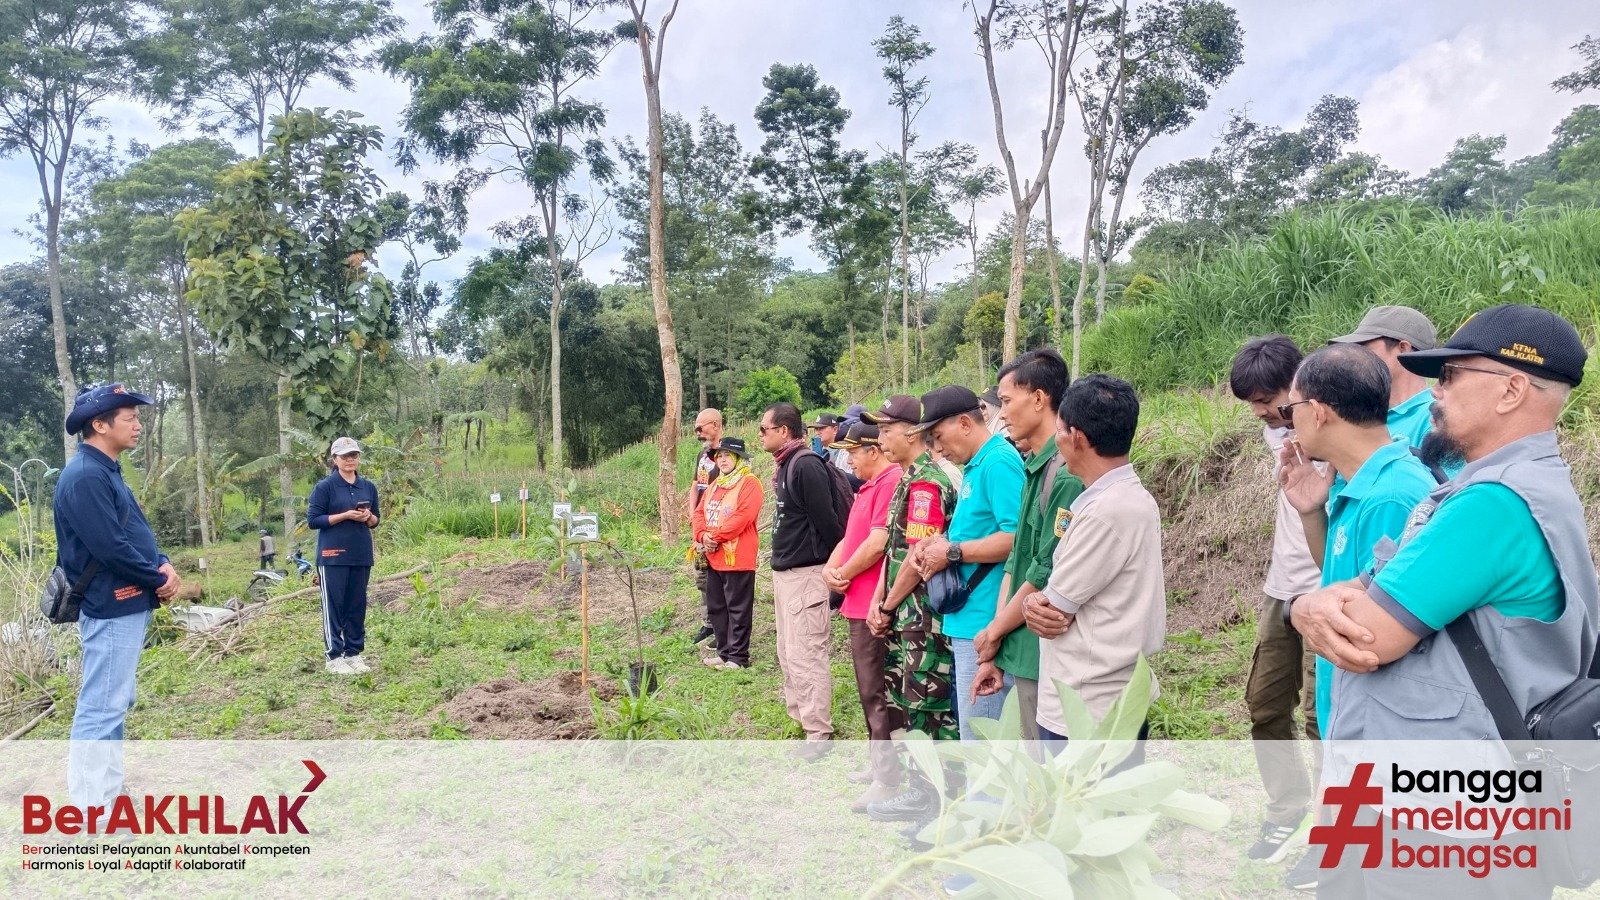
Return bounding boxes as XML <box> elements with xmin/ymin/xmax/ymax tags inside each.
<box><xmin>355</xmin><ymin>501</ymin><xmax>372</xmax><ymax>511</ymax></box>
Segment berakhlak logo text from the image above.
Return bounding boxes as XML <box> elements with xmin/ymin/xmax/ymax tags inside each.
<box><xmin>22</xmin><ymin>760</ymin><xmax>325</xmax><ymax>836</ymax></box>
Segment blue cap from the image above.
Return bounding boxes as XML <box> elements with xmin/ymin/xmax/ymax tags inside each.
<box><xmin>65</xmin><ymin>383</ymin><xmax>153</xmax><ymax>435</ymax></box>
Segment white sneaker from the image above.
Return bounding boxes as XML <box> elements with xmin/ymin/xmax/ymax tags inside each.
<box><xmin>346</xmin><ymin>655</ymin><xmax>372</xmax><ymax>674</ymax></box>
<box><xmin>325</xmin><ymin>657</ymin><xmax>353</xmax><ymax>675</ymax></box>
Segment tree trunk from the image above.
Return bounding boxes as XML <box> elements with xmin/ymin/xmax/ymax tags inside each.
<box><xmin>277</xmin><ymin>372</ymin><xmax>294</xmax><ymax>538</ymax></box>
<box><xmin>1043</xmin><ymin>179</ymin><xmax>1064</xmax><ymax>346</ymax></box>
<box><xmin>898</xmin><ymin>134</ymin><xmax>911</xmax><ymax>391</ymax></box>
<box><xmin>1004</xmin><ymin>212</ymin><xmax>1028</xmax><ymax>357</ymax></box>
<box><xmin>44</xmin><ymin>173</ymin><xmax>77</xmax><ymax>463</ymax></box>
<box><xmin>632</xmin><ymin>0</ymin><xmax>684</xmax><ymax>544</ymax></box>
<box><xmin>182</xmin><ymin>295</ymin><xmax>212</xmax><ymax>546</ymax></box>
<box><xmin>547</xmin><ymin>231</ymin><xmax>565</xmax><ymax>472</ymax></box>
<box><xmin>697</xmin><ymin>346</ymin><xmax>707</xmax><ymax>410</ymax></box>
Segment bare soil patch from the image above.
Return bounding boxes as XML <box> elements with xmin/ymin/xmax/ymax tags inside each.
<box><xmin>441</xmin><ymin>671</ymin><xmax>619</xmax><ymax>739</ymax></box>
<box><xmin>1161</xmin><ymin>440</ymin><xmax>1275</xmax><ymax>635</ymax></box>
<box><xmin>443</xmin><ymin>559</ymin><xmax>674</xmax><ymax>621</ymax></box>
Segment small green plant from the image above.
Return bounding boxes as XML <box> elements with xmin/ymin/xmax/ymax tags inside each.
<box><xmin>868</xmin><ymin>658</ymin><xmax>1230</xmax><ymax>897</ymax></box>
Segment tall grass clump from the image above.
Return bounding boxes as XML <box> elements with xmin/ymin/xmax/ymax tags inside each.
<box><xmin>1086</xmin><ymin>204</ymin><xmax>1600</xmax><ymax>401</ymax></box>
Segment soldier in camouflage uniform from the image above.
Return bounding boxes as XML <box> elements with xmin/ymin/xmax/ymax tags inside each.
<box><xmin>862</xmin><ymin>395</ymin><xmax>962</xmax><ymax>823</ymax></box>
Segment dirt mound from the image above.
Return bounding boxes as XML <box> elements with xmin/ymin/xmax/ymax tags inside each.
<box><xmin>1162</xmin><ymin>440</ymin><xmax>1275</xmax><ymax>635</ymax></box>
<box><xmin>442</xmin><ymin>671</ymin><xmax>618</xmax><ymax>739</ymax></box>
<box><xmin>370</xmin><ymin>577</ymin><xmax>420</xmax><ymax>611</ymax></box>
<box><xmin>445</xmin><ymin>559</ymin><xmax>674</xmax><ymax>620</ymax></box>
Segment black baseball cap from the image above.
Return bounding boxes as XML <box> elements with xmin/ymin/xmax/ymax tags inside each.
<box><xmin>806</xmin><ymin>413</ymin><xmax>842</xmax><ymax>430</ymax></box>
<box><xmin>827</xmin><ymin>421</ymin><xmax>880</xmax><ymax>450</ymax></box>
<box><xmin>1399</xmin><ymin>304</ymin><xmax>1588</xmax><ymax>386</ymax></box>
<box><xmin>910</xmin><ymin>385</ymin><xmax>983</xmax><ymax>436</ymax></box>
<box><xmin>863</xmin><ymin>395</ymin><xmax>922</xmax><ymax>426</ymax></box>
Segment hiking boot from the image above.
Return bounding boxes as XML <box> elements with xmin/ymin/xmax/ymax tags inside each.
<box><xmin>868</xmin><ymin>784</ymin><xmax>936</xmax><ymax>822</ymax></box>
<box><xmin>1285</xmin><ymin>851</ymin><xmax>1320</xmax><ymax>892</ymax></box>
<box><xmin>846</xmin><ymin>768</ymin><xmax>874</xmax><ymax>785</ymax></box>
<box><xmin>900</xmin><ymin>817</ymin><xmax>935</xmax><ymax>851</ymax></box>
<box><xmin>325</xmin><ymin>657</ymin><xmax>354</xmax><ymax>675</ymax></box>
<box><xmin>790</xmin><ymin>738</ymin><xmax>833</xmax><ymax>762</ymax></box>
<box><xmin>701</xmin><ymin>655</ymin><xmax>728</xmax><ymax>668</ymax></box>
<box><xmin>714</xmin><ymin>660</ymin><xmax>746</xmax><ymax>671</ymax></box>
<box><xmin>692</xmin><ymin>624</ymin><xmax>714</xmax><ymax>644</ymax></box>
<box><xmin>850</xmin><ymin>781</ymin><xmax>901</xmax><ymax>814</ymax></box>
<box><xmin>345</xmin><ymin>655</ymin><xmax>372</xmax><ymax>674</ymax></box>
<box><xmin>1247</xmin><ymin>814</ymin><xmax>1309</xmax><ymax>864</ymax></box>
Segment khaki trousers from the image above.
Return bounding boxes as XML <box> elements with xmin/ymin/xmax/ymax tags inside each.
<box><xmin>772</xmin><ymin>565</ymin><xmax>834</xmax><ymax>739</ymax></box>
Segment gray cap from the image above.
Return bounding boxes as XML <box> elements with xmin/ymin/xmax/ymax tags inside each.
<box><xmin>1329</xmin><ymin>305</ymin><xmax>1438</xmax><ymax>351</ymax></box>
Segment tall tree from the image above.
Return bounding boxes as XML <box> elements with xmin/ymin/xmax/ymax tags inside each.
<box><xmin>1137</xmin><ymin>94</ymin><xmax>1361</xmax><ymax>262</ymax></box>
<box><xmin>971</xmin><ymin>0</ymin><xmax>1089</xmax><ymax>360</ymax></box>
<box><xmin>621</xmin><ymin>0</ymin><xmax>685</xmax><ymax>543</ymax></box>
<box><xmin>1554</xmin><ymin>35</ymin><xmax>1600</xmax><ymax>94</ymax></box>
<box><xmin>616</xmin><ymin>110</ymin><xmax>775</xmax><ymax>409</ymax></box>
<box><xmin>179</xmin><ymin>109</ymin><xmax>396</xmax><ymax>536</ymax></box>
<box><xmin>747</xmin><ymin>63</ymin><xmax>872</xmax><ymax>365</ymax></box>
<box><xmin>385</xmin><ymin>0</ymin><xmax>617</xmax><ymax>472</ymax></box>
<box><xmin>146</xmin><ymin>0</ymin><xmax>401</xmax><ymax>155</ymax></box>
<box><xmin>76</xmin><ymin>138</ymin><xmax>240</xmax><ymax>544</ymax></box>
<box><xmin>375</xmin><ymin>190</ymin><xmax>459</xmax><ymax>476</ymax></box>
<box><xmin>1067</xmin><ymin>0</ymin><xmax>1242</xmax><ymax>374</ymax></box>
<box><xmin>0</xmin><ymin>0</ymin><xmax>155</xmax><ymax>461</ymax></box>
<box><xmin>1412</xmin><ymin>134</ymin><xmax>1521</xmax><ymax>215</ymax></box>
<box><xmin>874</xmin><ymin>15</ymin><xmax>933</xmax><ymax>390</ymax></box>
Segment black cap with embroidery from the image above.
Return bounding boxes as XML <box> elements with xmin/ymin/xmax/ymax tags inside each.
<box><xmin>909</xmin><ymin>385</ymin><xmax>983</xmax><ymax>435</ymax></box>
<box><xmin>863</xmin><ymin>395</ymin><xmax>922</xmax><ymax>426</ymax></box>
<box><xmin>1400</xmin><ymin>304</ymin><xmax>1587</xmax><ymax>386</ymax></box>
<box><xmin>827</xmin><ymin>421</ymin><xmax>880</xmax><ymax>450</ymax></box>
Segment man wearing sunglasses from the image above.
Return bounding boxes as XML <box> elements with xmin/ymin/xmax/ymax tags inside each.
<box><xmin>1277</xmin><ymin>345</ymin><xmax>1436</xmax><ymax>736</ymax></box>
<box><xmin>1292</xmin><ymin>315</ymin><xmax>1597</xmax><ymax>895</ymax></box>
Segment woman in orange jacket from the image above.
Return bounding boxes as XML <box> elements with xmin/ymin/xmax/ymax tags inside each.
<box><xmin>691</xmin><ymin>437</ymin><xmax>763</xmax><ymax>670</ymax></box>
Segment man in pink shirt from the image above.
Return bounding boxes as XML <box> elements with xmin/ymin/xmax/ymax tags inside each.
<box><xmin>822</xmin><ymin>421</ymin><xmax>905</xmax><ymax>811</ymax></box>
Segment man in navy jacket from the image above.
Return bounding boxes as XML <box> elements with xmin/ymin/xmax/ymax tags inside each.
<box><xmin>54</xmin><ymin>383</ymin><xmax>180</xmax><ymax>812</ymax></box>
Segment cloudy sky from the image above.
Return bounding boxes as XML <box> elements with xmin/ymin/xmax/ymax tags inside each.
<box><xmin>0</xmin><ymin>0</ymin><xmax>1592</xmax><ymax>289</ymax></box>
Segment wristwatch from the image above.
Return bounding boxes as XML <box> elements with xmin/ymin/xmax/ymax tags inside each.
<box><xmin>946</xmin><ymin>542</ymin><xmax>964</xmax><ymax>564</ymax></box>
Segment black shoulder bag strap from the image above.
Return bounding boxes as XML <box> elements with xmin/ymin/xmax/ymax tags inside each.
<box><xmin>72</xmin><ymin>500</ymin><xmax>136</xmax><ymax>596</ymax></box>
<box><xmin>1445</xmin><ymin>614</ymin><xmax>1534</xmax><ymax>741</ymax></box>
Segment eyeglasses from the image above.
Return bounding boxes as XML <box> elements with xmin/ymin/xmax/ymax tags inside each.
<box><xmin>1438</xmin><ymin>363</ymin><xmax>1519</xmax><ymax>386</ymax></box>
<box><xmin>1276</xmin><ymin>399</ymin><xmax>1314</xmax><ymax>422</ymax></box>
<box><xmin>758</xmin><ymin>424</ymin><xmax>778</xmax><ymax>434</ymax></box>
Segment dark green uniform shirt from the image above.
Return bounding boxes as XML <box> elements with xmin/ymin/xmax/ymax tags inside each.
<box><xmin>994</xmin><ymin>448</ymin><xmax>1085</xmax><ymax>680</ymax></box>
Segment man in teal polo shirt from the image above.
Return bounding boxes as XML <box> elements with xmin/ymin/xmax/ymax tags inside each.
<box><xmin>907</xmin><ymin>385</ymin><xmax>1023</xmax><ymax>742</ymax></box>
<box><xmin>1329</xmin><ymin>305</ymin><xmax>1439</xmax><ymax>448</ymax></box>
<box><xmin>1278</xmin><ymin>344</ymin><xmax>1436</xmax><ymax>735</ymax></box>
<box><xmin>1276</xmin><ymin>343</ymin><xmax>1437</xmax><ymax>892</ymax></box>
<box><xmin>969</xmin><ymin>350</ymin><xmax>1083</xmax><ymax>741</ymax></box>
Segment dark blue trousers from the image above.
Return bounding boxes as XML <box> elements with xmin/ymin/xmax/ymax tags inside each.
<box><xmin>319</xmin><ymin>565</ymin><xmax>371</xmax><ymax>659</ymax></box>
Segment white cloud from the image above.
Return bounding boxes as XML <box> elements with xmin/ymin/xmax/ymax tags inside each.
<box><xmin>0</xmin><ymin>0</ymin><xmax>1594</xmax><ymax>289</ymax></box>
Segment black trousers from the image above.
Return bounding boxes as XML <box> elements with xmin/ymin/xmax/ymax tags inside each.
<box><xmin>319</xmin><ymin>565</ymin><xmax>371</xmax><ymax>659</ymax></box>
<box><xmin>705</xmin><ymin>569</ymin><xmax>755</xmax><ymax>667</ymax></box>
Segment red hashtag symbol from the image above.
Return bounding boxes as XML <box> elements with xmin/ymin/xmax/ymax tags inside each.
<box><xmin>1309</xmin><ymin>761</ymin><xmax>1385</xmax><ymax>869</ymax></box>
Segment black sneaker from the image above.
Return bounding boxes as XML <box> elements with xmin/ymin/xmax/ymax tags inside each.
<box><xmin>692</xmin><ymin>625</ymin><xmax>714</xmax><ymax>644</ymax></box>
<box><xmin>1247</xmin><ymin>814</ymin><xmax>1308</xmax><ymax>863</ymax></box>
<box><xmin>867</xmin><ymin>785</ymin><xmax>936</xmax><ymax>822</ymax></box>
<box><xmin>1285</xmin><ymin>851</ymin><xmax>1320</xmax><ymax>892</ymax></box>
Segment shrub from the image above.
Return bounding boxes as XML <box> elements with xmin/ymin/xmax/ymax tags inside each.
<box><xmin>735</xmin><ymin>365</ymin><xmax>802</xmax><ymax>420</ymax></box>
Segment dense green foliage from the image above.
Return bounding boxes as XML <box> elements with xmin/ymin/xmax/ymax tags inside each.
<box><xmin>1086</xmin><ymin>204</ymin><xmax>1600</xmax><ymax>399</ymax></box>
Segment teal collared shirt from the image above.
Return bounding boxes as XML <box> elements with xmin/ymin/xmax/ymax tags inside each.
<box><xmin>1314</xmin><ymin>440</ymin><xmax>1437</xmax><ymax>729</ymax></box>
<box><xmin>942</xmin><ymin>433</ymin><xmax>1024</xmax><ymax>640</ymax></box>
<box><xmin>1387</xmin><ymin>388</ymin><xmax>1435</xmax><ymax>449</ymax></box>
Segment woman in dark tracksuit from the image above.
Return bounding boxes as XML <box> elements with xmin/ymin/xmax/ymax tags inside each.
<box><xmin>307</xmin><ymin>436</ymin><xmax>380</xmax><ymax>675</ymax></box>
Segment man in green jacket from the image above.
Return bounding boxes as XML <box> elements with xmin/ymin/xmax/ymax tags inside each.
<box><xmin>971</xmin><ymin>349</ymin><xmax>1084</xmax><ymax>739</ymax></box>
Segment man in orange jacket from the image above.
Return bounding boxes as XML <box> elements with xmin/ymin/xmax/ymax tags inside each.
<box><xmin>691</xmin><ymin>437</ymin><xmax>763</xmax><ymax>670</ymax></box>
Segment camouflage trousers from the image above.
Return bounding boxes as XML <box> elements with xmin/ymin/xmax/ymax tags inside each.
<box><xmin>884</xmin><ymin>592</ymin><xmax>958</xmax><ymax>742</ymax></box>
